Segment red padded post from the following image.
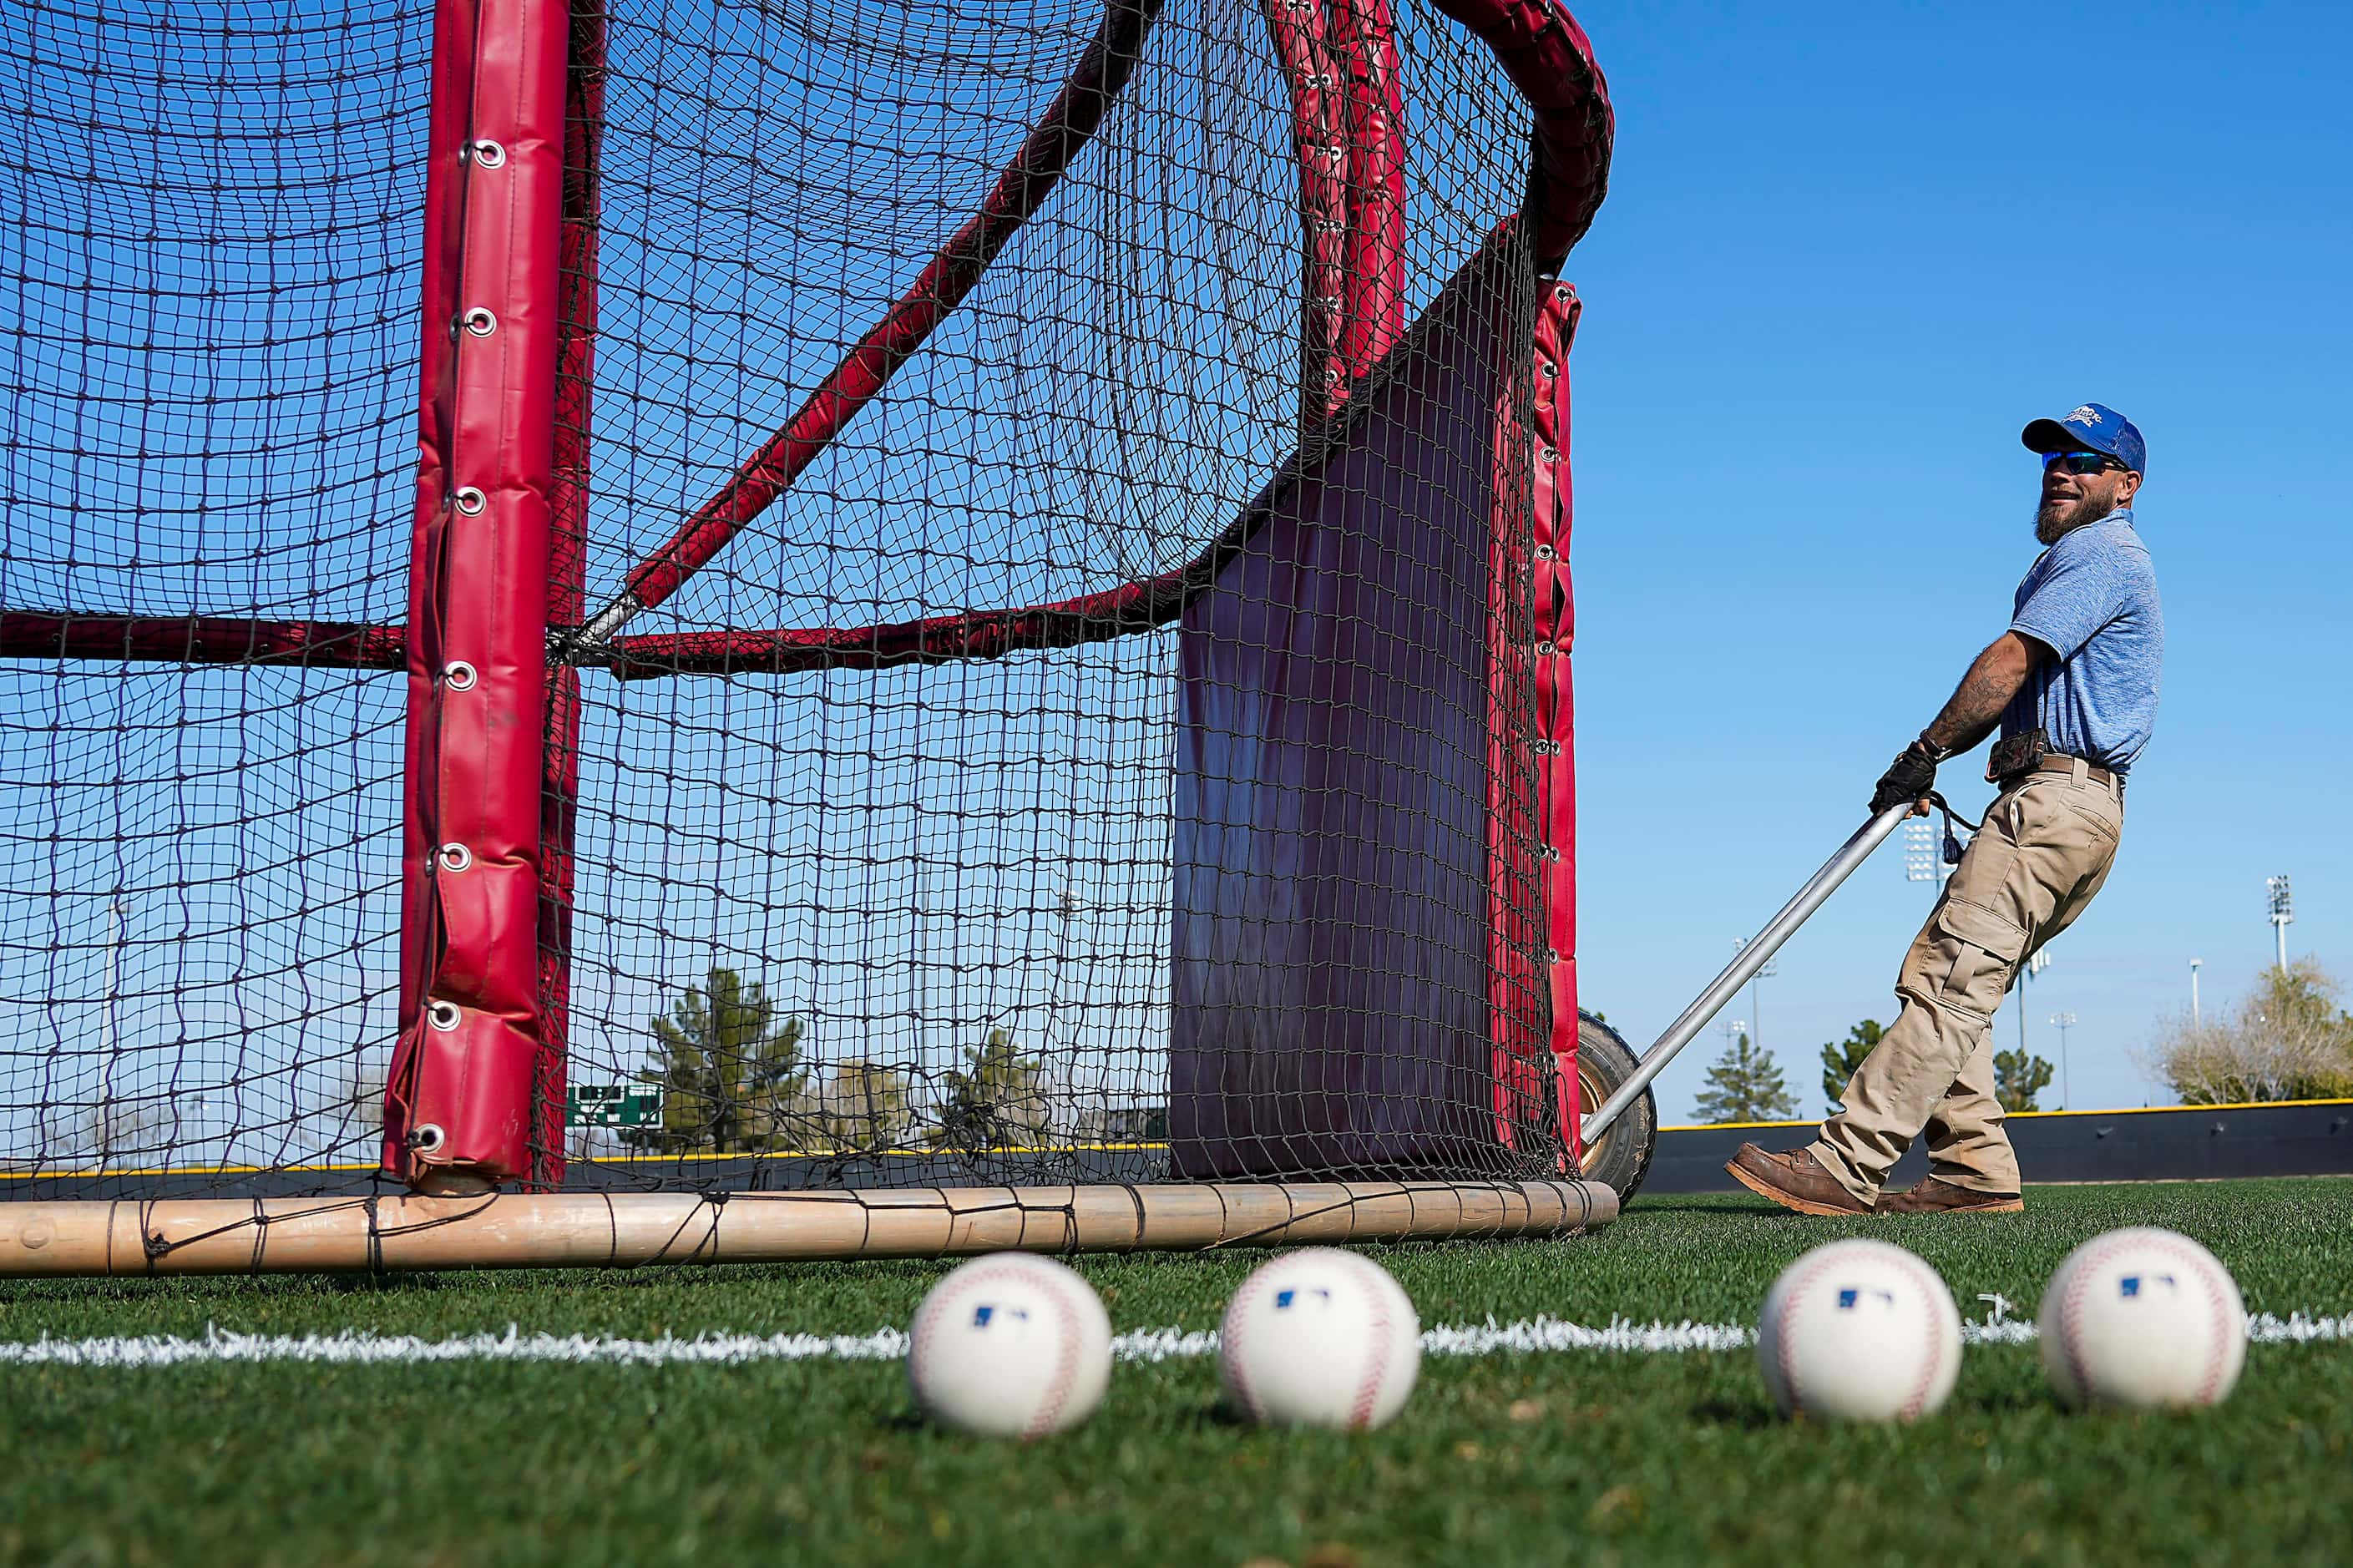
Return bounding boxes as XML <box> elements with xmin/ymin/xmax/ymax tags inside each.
<box><xmin>1530</xmin><ymin>281</ymin><xmax>1581</xmax><ymax>1163</ymax></box>
<box><xmin>1256</xmin><ymin>0</ymin><xmax>1349</xmax><ymax>422</ymax></box>
<box><xmin>1486</xmin><ymin>270</ymin><xmax>1581</xmax><ymax>1167</ymax></box>
<box><xmin>1328</xmin><ymin>0</ymin><xmax>1408</xmax><ymax>377</ymax></box>
<box><xmin>383</xmin><ymin>0</ymin><xmax>572</xmax><ymax>1189</ymax></box>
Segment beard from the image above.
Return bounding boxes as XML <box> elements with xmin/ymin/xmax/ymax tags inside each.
<box><xmin>2035</xmin><ymin>487</ymin><xmax>2118</xmax><ymax>545</ymax></box>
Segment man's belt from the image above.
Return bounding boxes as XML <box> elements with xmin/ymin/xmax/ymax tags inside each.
<box><xmin>1990</xmin><ymin>726</ymin><xmax>2118</xmax><ymax>789</ymax></box>
<box><xmin>2027</xmin><ymin>755</ymin><xmax>2118</xmax><ymax>789</ymax></box>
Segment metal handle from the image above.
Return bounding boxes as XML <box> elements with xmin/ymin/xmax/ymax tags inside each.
<box><xmin>1580</xmin><ymin>804</ymin><xmax>1915</xmax><ymax>1146</ymax></box>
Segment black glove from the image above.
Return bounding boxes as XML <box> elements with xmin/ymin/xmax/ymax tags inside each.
<box><xmin>1870</xmin><ymin>737</ymin><xmax>1941</xmax><ymax>815</ymax></box>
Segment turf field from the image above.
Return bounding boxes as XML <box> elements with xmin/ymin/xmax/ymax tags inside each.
<box><xmin>3</xmin><ymin>1178</ymin><xmax>2348</xmax><ymax>1566</ymax></box>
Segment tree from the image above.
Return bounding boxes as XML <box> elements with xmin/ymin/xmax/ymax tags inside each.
<box><xmin>822</xmin><ymin>1061</ymin><xmax>918</xmax><ymax>1148</ymax></box>
<box><xmin>2141</xmin><ymin>959</ymin><xmax>2353</xmax><ymax>1105</ymax></box>
<box><xmin>931</xmin><ymin>1027</ymin><xmax>1050</xmax><ymax>1149</ymax></box>
<box><xmin>1695</xmin><ymin>1031</ymin><xmax>1798</xmax><ymax>1125</ymax></box>
<box><xmin>1994</xmin><ymin>1048</ymin><xmax>2055</xmax><ymax>1111</ymax></box>
<box><xmin>316</xmin><ymin>1056</ymin><xmax>387</xmax><ymax>1139</ymax></box>
<box><xmin>630</xmin><ymin>967</ymin><xmax>807</xmax><ymax>1153</ymax></box>
<box><xmin>1820</xmin><ymin>1019</ymin><xmax>1884</xmax><ymax>1112</ymax></box>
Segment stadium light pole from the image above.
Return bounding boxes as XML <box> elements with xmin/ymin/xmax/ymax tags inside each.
<box><xmin>1903</xmin><ymin>818</ymin><xmax>1955</xmax><ymax>891</ymax></box>
<box><xmin>1733</xmin><ymin>938</ymin><xmax>1777</xmax><ymax>1057</ymax></box>
<box><xmin>2048</xmin><ymin>1009</ymin><xmax>2077</xmax><ymax>1109</ymax></box>
<box><xmin>2267</xmin><ymin>875</ymin><xmax>2294</xmax><ymax>974</ymax></box>
<box><xmin>2189</xmin><ymin>958</ymin><xmax>2203</xmax><ymax>1027</ymax></box>
<box><xmin>2016</xmin><ymin>946</ymin><xmax>2051</xmax><ymax>1060</ymax></box>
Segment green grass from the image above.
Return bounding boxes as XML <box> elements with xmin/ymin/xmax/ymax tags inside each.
<box><xmin>3</xmin><ymin>1179</ymin><xmax>2349</xmax><ymax>1566</ymax></box>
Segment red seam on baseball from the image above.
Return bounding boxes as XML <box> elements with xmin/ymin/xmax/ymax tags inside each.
<box><xmin>2136</xmin><ymin>1232</ymin><xmax>2237</xmax><ymax>1405</ymax></box>
<box><xmin>1884</xmin><ymin>1248</ymin><xmax>1951</xmax><ymax>1421</ymax></box>
<box><xmin>2057</xmin><ymin>1239</ymin><xmax>2099</xmax><ymax>1404</ymax></box>
<box><xmin>1772</xmin><ymin>1247</ymin><xmax>1850</xmax><ymax>1414</ymax></box>
<box><xmin>1220</xmin><ymin>1265</ymin><xmax>1277</xmax><ymax>1423</ymax></box>
<box><xmin>1343</xmin><ymin>1253</ymin><xmax>1394</xmax><ymax>1429</ymax></box>
<box><xmin>1025</xmin><ymin>1266</ymin><xmax>1089</xmax><ymax>1439</ymax></box>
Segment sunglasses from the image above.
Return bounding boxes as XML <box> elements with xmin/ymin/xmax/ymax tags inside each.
<box><xmin>2042</xmin><ymin>451</ymin><xmax>2123</xmax><ymax>476</ymax></box>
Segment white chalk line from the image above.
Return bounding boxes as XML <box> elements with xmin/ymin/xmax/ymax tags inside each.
<box><xmin>1</xmin><ymin>1313</ymin><xmax>2347</xmax><ymax>1370</ymax></box>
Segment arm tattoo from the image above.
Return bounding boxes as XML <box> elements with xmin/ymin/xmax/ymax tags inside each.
<box><xmin>1923</xmin><ymin>635</ymin><xmax>2034</xmax><ymax>756</ymax></box>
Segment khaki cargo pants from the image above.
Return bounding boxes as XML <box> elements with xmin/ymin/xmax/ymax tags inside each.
<box><xmin>1811</xmin><ymin>758</ymin><xmax>2123</xmax><ymax>1203</ymax></box>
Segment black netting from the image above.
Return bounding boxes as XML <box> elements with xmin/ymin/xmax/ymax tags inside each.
<box><xmin>0</xmin><ymin>1</ymin><xmax>426</xmax><ymax>1189</ymax></box>
<box><xmin>0</xmin><ymin>0</ymin><xmax>1561</xmax><ymax>1200</ymax></box>
<box><xmin>559</xmin><ymin>0</ymin><xmax>1549</xmax><ymax>1188</ymax></box>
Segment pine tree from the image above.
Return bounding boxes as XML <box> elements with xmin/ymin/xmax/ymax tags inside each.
<box><xmin>931</xmin><ymin>1027</ymin><xmax>1050</xmax><ymax>1149</ymax></box>
<box><xmin>630</xmin><ymin>967</ymin><xmax>807</xmax><ymax>1153</ymax></box>
<box><xmin>822</xmin><ymin>1061</ymin><xmax>918</xmax><ymax>1148</ymax></box>
<box><xmin>1993</xmin><ymin>1047</ymin><xmax>2055</xmax><ymax>1112</ymax></box>
<box><xmin>1820</xmin><ymin>1019</ymin><xmax>1885</xmax><ymax>1112</ymax></box>
<box><xmin>1695</xmin><ymin>1031</ymin><xmax>1799</xmax><ymax>1124</ymax></box>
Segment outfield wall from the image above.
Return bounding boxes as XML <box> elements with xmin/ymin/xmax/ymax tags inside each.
<box><xmin>1647</xmin><ymin>1099</ymin><xmax>2353</xmax><ymax>1194</ymax></box>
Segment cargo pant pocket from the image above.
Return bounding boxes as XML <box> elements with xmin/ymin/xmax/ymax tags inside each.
<box><xmin>1923</xmin><ymin>898</ymin><xmax>2031</xmax><ymax>1020</ymax></box>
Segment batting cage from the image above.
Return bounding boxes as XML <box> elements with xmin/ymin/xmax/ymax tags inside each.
<box><xmin>0</xmin><ymin>0</ymin><xmax>1627</xmax><ymax>1272</ymax></box>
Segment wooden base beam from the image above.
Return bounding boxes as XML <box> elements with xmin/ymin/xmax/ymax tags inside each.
<box><xmin>0</xmin><ymin>1180</ymin><xmax>1614</xmax><ymax>1277</ymax></box>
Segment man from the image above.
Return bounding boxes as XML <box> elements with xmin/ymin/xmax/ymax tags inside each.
<box><xmin>1728</xmin><ymin>402</ymin><xmax>2163</xmax><ymax>1216</ymax></box>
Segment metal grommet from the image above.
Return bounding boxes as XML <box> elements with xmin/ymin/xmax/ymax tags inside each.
<box><xmin>1554</xmin><ymin>285</ymin><xmax>1573</xmax><ymax>303</ymax></box>
<box><xmin>453</xmin><ymin>487</ymin><xmax>487</xmax><ymax>515</ymax></box>
<box><xmin>443</xmin><ymin>660</ymin><xmax>478</xmax><ymax>690</ymax></box>
<box><xmin>462</xmin><ymin>306</ymin><xmax>497</xmax><ymax>337</ymax></box>
<box><xmin>1539</xmin><ymin>362</ymin><xmax>1559</xmax><ymax>379</ymax></box>
<box><xmin>468</xmin><ymin>139</ymin><xmax>506</xmax><ymax>168</ymax></box>
<box><xmin>411</xmin><ymin>1122</ymin><xmax>447</xmax><ymax>1153</ymax></box>
<box><xmin>426</xmin><ymin>999</ymin><xmax>463</xmax><ymax>1032</ymax></box>
<box><xmin>1541</xmin><ymin>447</ymin><xmax>1560</xmax><ymax>464</ymax></box>
<box><xmin>1536</xmin><ymin>641</ymin><xmax>1556</xmax><ymax>657</ymax></box>
<box><xmin>438</xmin><ymin>842</ymin><xmax>473</xmax><ymax>873</ymax></box>
<box><xmin>1534</xmin><ymin>544</ymin><xmax>1556</xmax><ymax>561</ymax></box>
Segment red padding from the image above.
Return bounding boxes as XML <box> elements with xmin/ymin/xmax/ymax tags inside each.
<box><xmin>1428</xmin><ymin>0</ymin><xmax>1612</xmax><ymax>266</ymax></box>
<box><xmin>0</xmin><ymin>613</ymin><xmax>404</xmax><ymax>668</ymax></box>
<box><xmin>1530</xmin><ymin>282</ymin><xmax>1581</xmax><ymax>1162</ymax></box>
<box><xmin>382</xmin><ymin>0</ymin><xmax>569</xmax><ymax>1190</ymax></box>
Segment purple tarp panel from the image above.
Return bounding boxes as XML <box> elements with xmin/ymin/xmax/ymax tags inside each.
<box><xmin>1170</xmin><ymin>253</ymin><xmax>1521</xmax><ymax>1178</ymax></box>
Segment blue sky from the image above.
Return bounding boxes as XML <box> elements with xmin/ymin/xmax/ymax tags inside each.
<box><xmin>1556</xmin><ymin>1</ymin><xmax>2353</xmax><ymax>1119</ymax></box>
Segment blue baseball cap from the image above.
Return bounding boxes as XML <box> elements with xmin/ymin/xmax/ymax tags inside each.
<box><xmin>2022</xmin><ymin>402</ymin><xmax>2146</xmax><ymax>475</ymax></box>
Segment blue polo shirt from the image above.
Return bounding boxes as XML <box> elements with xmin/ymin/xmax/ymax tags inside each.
<box><xmin>2003</xmin><ymin>509</ymin><xmax>2164</xmax><ymax>773</ymax></box>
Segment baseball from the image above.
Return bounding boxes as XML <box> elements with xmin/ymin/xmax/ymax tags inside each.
<box><xmin>905</xmin><ymin>1252</ymin><xmax>1113</xmax><ymax>1437</ymax></box>
<box><xmin>1218</xmin><ymin>1247</ymin><xmax>1420</xmax><ymax>1429</ymax></box>
<box><xmin>2037</xmin><ymin>1227</ymin><xmax>2246</xmax><ymax>1409</ymax></box>
<box><xmin>1756</xmin><ymin>1237</ymin><xmax>1962</xmax><ymax>1423</ymax></box>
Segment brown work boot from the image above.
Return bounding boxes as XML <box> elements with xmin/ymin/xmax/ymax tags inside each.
<box><xmin>1724</xmin><ymin>1143</ymin><xmax>1872</xmax><ymax>1216</ymax></box>
<box><xmin>1875</xmin><ymin>1176</ymin><xmax>2025</xmax><ymax>1215</ymax></box>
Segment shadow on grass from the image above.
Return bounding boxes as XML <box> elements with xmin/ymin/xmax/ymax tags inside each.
<box><xmin>1618</xmin><ymin>1200</ymin><xmax>1779</xmax><ymax>1216</ymax></box>
<box><xmin>1689</xmin><ymin>1395</ymin><xmax>1783</xmax><ymax>1431</ymax></box>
